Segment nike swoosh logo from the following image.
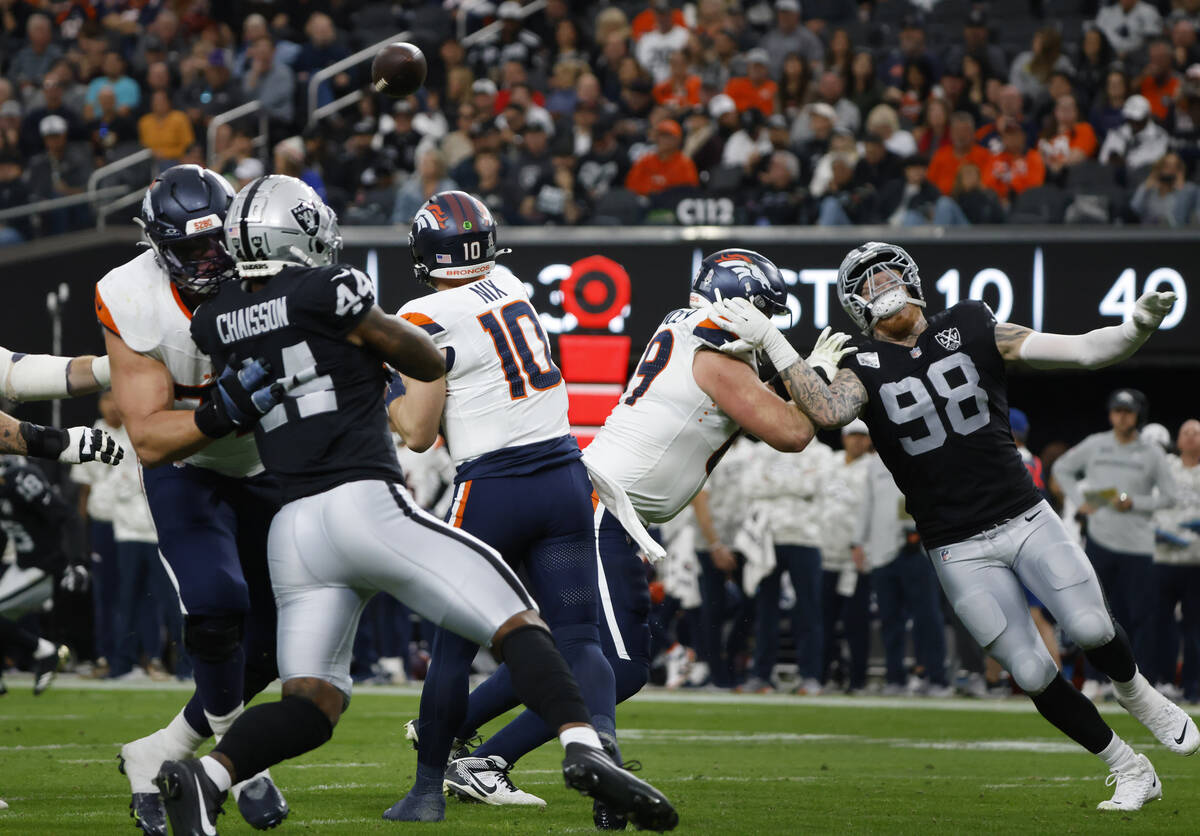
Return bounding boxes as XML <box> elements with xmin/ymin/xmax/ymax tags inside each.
<box><xmin>1025</xmin><ymin>510</ymin><xmax>1043</xmax><ymax>522</ymax></box>
<box><xmin>195</xmin><ymin>775</ymin><xmax>217</xmax><ymax>836</ymax></box>
<box><xmin>471</xmin><ymin>774</ymin><xmax>497</xmax><ymax>794</ymax></box>
<box><xmin>1175</xmin><ymin>725</ymin><xmax>1188</xmax><ymax>745</ymax></box>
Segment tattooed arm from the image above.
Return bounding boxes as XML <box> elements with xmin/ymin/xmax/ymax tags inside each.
<box><xmin>0</xmin><ymin>411</ymin><xmax>29</xmax><ymax>454</ymax></box>
<box><xmin>779</xmin><ymin>360</ymin><xmax>869</xmax><ymax>429</ymax></box>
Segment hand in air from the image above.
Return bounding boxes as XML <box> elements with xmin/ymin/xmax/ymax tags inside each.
<box><xmin>60</xmin><ymin>426</ymin><xmax>124</xmax><ymax>465</ymax></box>
<box><xmin>805</xmin><ymin>327</ymin><xmax>857</xmax><ymax>381</ymax></box>
<box><xmin>1132</xmin><ymin>291</ymin><xmax>1177</xmax><ymax>331</ymax></box>
<box><xmin>706</xmin><ymin>290</ymin><xmax>774</xmax><ymax>349</ymax></box>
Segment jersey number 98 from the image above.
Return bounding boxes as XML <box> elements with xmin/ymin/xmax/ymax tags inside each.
<box><xmin>878</xmin><ymin>353</ymin><xmax>990</xmax><ymax>456</ymax></box>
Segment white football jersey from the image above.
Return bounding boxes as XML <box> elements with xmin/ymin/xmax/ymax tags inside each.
<box><xmin>583</xmin><ymin>307</ymin><xmax>752</xmax><ymax>524</ymax></box>
<box><xmin>95</xmin><ymin>250</ymin><xmax>262</xmax><ymax>478</ymax></box>
<box><xmin>395</xmin><ymin>266</ymin><xmax>570</xmax><ymax>467</ymax></box>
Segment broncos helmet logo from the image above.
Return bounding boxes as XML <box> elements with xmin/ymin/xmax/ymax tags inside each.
<box><xmin>716</xmin><ymin>255</ymin><xmax>773</xmax><ymax>301</ymax></box>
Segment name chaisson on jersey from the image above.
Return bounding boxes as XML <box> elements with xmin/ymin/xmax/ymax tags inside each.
<box><xmin>215</xmin><ymin>297</ymin><xmax>290</xmax><ymax>344</ymax></box>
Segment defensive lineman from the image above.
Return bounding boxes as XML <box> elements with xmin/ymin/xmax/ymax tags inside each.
<box><xmin>169</xmin><ymin>175</ymin><xmax>677</xmax><ymax>834</ymax></box>
<box><xmin>97</xmin><ymin>165</ymin><xmax>287</xmax><ymax>833</ymax></box>
<box><xmin>706</xmin><ymin>240</ymin><xmax>1196</xmax><ymax>811</ymax></box>
<box><xmin>443</xmin><ymin>249</ymin><xmax>828</xmax><ymax>826</ymax></box>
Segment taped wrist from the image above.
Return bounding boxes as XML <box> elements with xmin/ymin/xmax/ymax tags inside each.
<box><xmin>213</xmin><ymin>696</ymin><xmax>333</xmax><ymax>782</ymax></box>
<box><xmin>193</xmin><ymin>398</ymin><xmax>233</xmax><ymax>439</ymax></box>
<box><xmin>500</xmin><ymin>625</ymin><xmax>591</xmax><ymax>731</ymax></box>
<box><xmin>763</xmin><ymin>331</ymin><xmax>800</xmax><ymax>371</ymax></box>
<box><xmin>18</xmin><ymin>422</ymin><xmax>68</xmax><ymax>459</ymax></box>
<box><xmin>4</xmin><ymin>353</ymin><xmax>72</xmax><ymax>401</ymax></box>
<box><xmin>91</xmin><ymin>355</ymin><xmax>111</xmax><ymax>388</ymax></box>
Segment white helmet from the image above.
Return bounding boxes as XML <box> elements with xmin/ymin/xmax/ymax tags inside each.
<box><xmin>224</xmin><ymin>175</ymin><xmax>342</xmax><ymax>268</ymax></box>
<box><xmin>837</xmin><ymin>241</ymin><xmax>926</xmax><ymax>333</ymax></box>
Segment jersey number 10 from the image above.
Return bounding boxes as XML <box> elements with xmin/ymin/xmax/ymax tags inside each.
<box><xmin>879</xmin><ymin>353</ymin><xmax>990</xmax><ymax>456</ymax></box>
<box><xmin>478</xmin><ymin>300</ymin><xmax>562</xmax><ymax>399</ymax></box>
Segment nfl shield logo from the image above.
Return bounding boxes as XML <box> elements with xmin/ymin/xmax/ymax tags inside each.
<box><xmin>910</xmin><ymin>346</ymin><xmax>922</xmax><ymax>358</ymax></box>
<box><xmin>435</xmin><ymin>253</ymin><xmax>452</xmax><ymax>263</ymax></box>
<box><xmin>940</xmin><ymin>549</ymin><xmax>951</xmax><ymax>562</ymax></box>
<box><xmin>935</xmin><ymin>328</ymin><xmax>962</xmax><ymax>351</ymax></box>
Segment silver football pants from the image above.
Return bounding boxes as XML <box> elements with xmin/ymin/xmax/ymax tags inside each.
<box><xmin>269</xmin><ymin>479</ymin><xmax>536</xmax><ymax>698</ymax></box>
<box><xmin>929</xmin><ymin>499</ymin><xmax>1115</xmax><ymax>694</ymax></box>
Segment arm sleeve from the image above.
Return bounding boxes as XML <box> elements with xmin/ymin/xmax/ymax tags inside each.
<box><xmin>1050</xmin><ymin>437</ymin><xmax>1094</xmax><ymax>508</ymax></box>
<box><xmin>1016</xmin><ymin>318</ymin><xmax>1152</xmax><ymax>370</ymax></box>
<box><xmin>1132</xmin><ymin>448</ymin><xmax>1179</xmax><ymax>512</ymax></box>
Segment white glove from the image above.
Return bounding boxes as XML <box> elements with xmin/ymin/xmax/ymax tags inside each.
<box><xmin>1131</xmin><ymin>291</ymin><xmax>1177</xmax><ymax>331</ymax></box>
<box><xmin>707</xmin><ymin>291</ymin><xmax>799</xmax><ymax>372</ymax></box>
<box><xmin>60</xmin><ymin>426</ymin><xmax>124</xmax><ymax>466</ymax></box>
<box><xmin>805</xmin><ymin>327</ymin><xmax>858</xmax><ymax>382</ymax></box>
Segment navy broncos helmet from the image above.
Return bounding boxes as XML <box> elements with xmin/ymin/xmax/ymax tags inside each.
<box><xmin>137</xmin><ymin>164</ymin><xmax>235</xmax><ymax>295</ymax></box>
<box><xmin>690</xmin><ymin>249</ymin><xmax>789</xmax><ymax>319</ymax></box>
<box><xmin>409</xmin><ymin>190</ymin><xmax>508</xmax><ymax>286</ymax></box>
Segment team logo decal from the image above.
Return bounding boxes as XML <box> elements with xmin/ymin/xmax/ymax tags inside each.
<box><xmin>857</xmin><ymin>352</ymin><xmax>880</xmax><ymax>368</ymax></box>
<box><xmin>291</xmin><ymin>201</ymin><xmax>320</xmax><ymax>236</ymax></box>
<box><xmin>935</xmin><ymin>328</ymin><xmax>962</xmax><ymax>351</ymax></box>
<box><xmin>940</xmin><ymin>549</ymin><xmax>951</xmax><ymax>562</ymax></box>
<box><xmin>413</xmin><ymin>204</ymin><xmax>449</xmax><ymax>231</ymax></box>
<box><xmin>910</xmin><ymin>346</ymin><xmax>922</xmax><ymax>358</ymax></box>
<box><xmin>716</xmin><ymin>254</ymin><xmax>772</xmax><ymax>297</ymax></box>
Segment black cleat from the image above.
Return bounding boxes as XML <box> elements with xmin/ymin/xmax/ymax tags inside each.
<box><xmin>32</xmin><ymin>645</ymin><xmax>68</xmax><ymax>696</ymax></box>
<box><xmin>593</xmin><ymin>738</ymin><xmax>630</xmax><ymax>830</ymax></box>
<box><xmin>562</xmin><ymin>743</ymin><xmax>678</xmax><ymax>832</ymax></box>
<box><xmin>155</xmin><ymin>759</ymin><xmax>227</xmax><ymax>836</ymax></box>
<box><xmin>235</xmin><ymin>774</ymin><xmax>289</xmax><ymax>830</ymax></box>
<box><xmin>129</xmin><ymin>792</ymin><xmax>167</xmax><ymax>836</ymax></box>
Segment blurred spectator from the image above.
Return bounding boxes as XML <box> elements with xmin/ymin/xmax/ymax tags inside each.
<box><xmin>928</xmin><ymin>111</ymin><xmax>990</xmax><ymax>195</ymax></box>
<box><xmin>983</xmin><ymin>122</ymin><xmax>1046</xmax><ymax>204</ymax></box>
<box><xmin>386</xmin><ymin>101</ymin><xmax>423</xmax><ymax>176</ymax></box>
<box><xmin>977</xmin><ymin>84</ymin><xmax>1035</xmax><ymax>154</ymax></box>
<box><xmin>133</xmin><ymin>10</ymin><xmax>187</xmax><ymax>76</ymax></box>
<box><xmin>938</xmin><ymin>62</ymin><xmax>981</xmax><ymax>124</ymax></box>
<box><xmin>20</xmin><ymin>77</ymin><xmax>86</xmax><ymax>158</ymax></box>
<box><xmin>878</xmin><ymin>153</ymin><xmax>957</xmax><ymax>226</ymax></box>
<box><xmin>450</xmin><ymin>119</ymin><xmax>504</xmax><ymax>189</ymax></box>
<box><xmin>471</xmin><ymin>150</ymin><xmax>520</xmax><ymax>223</ymax></box>
<box><xmin>577</xmin><ymin>115</ymin><xmax>629</xmax><ymax>204</ymax></box>
<box><xmin>625</xmin><ymin>118</ymin><xmax>698</xmax><ymax>196</ymax></box>
<box><xmin>1130</xmin><ymin>151</ymin><xmax>1200</xmax><ymax>224</ymax></box>
<box><xmin>826</xmin><ymin>29</ymin><xmax>853</xmax><ymax>80</ymax></box>
<box><xmin>1100</xmin><ymin>93</ymin><xmax>1171</xmax><ymax>178</ymax></box>
<box><xmin>746</xmin><ymin>149</ymin><xmax>804</xmax><ymax>224</ymax></box>
<box><xmin>88</xmin><ymin>86</ymin><xmax>139</xmax><ymax>159</ymax></box>
<box><xmin>1096</xmin><ymin>0</ymin><xmax>1164</xmax><ymax>59</ymax></box>
<box><xmin>295</xmin><ymin>12</ymin><xmax>351</xmax><ymax>110</ymax></box>
<box><xmin>1171</xmin><ymin>18</ymin><xmax>1200</xmax><ymax>71</ymax></box>
<box><xmin>760</xmin><ymin>0</ymin><xmax>823</xmax><ymax>76</ymax></box>
<box><xmin>471</xmin><ymin>1</ymin><xmax>544</xmax><ymax>80</ymax></box>
<box><xmin>519</xmin><ymin>137</ymin><xmax>584</xmax><ymax>224</ymax></box>
<box><xmin>880</xmin><ymin>14</ymin><xmax>942</xmax><ymax>90</ymax></box>
<box><xmin>725</xmin><ymin>49</ymin><xmax>778</xmax><ymax>116</ymax></box>
<box><xmin>721</xmin><ymin>108</ymin><xmax>772</xmax><ymax>172</ymax></box>
<box><xmin>654</xmin><ymin>51</ymin><xmax>702</xmax><ymax>109</ymax></box>
<box><xmin>551</xmin><ymin>16</ymin><xmax>587</xmax><ymax>67</ymax></box>
<box><xmin>1139</xmin><ymin>39</ymin><xmax>1181</xmax><ymax>121</ymax></box>
<box><xmin>545</xmin><ymin>59</ymin><xmax>583</xmax><ymax>116</ymax></box>
<box><xmin>1076</xmin><ymin>26</ymin><xmax>1116</xmax><ymax>111</ymax></box>
<box><xmin>139</xmin><ymin>90</ymin><xmax>194</xmax><ymax>166</ymax></box>
<box><xmin>791</xmin><ymin>72</ymin><xmax>859</xmax><ymax>142</ymax></box>
<box><xmin>242</xmin><ymin>37</ymin><xmax>295</xmax><ymax>128</ymax></box>
<box><xmin>0</xmin><ymin>99</ymin><xmax>20</xmax><ymax>155</ymax></box>
<box><xmin>27</xmin><ymin>114</ymin><xmax>93</xmax><ymax>233</ymax></box>
<box><xmin>0</xmin><ymin>148</ymin><xmax>31</xmax><ymax>245</ymax></box>
<box><xmin>847</xmin><ymin>50</ymin><xmax>881</xmax><ymax>119</ymax></box>
<box><xmin>945</xmin><ymin>9</ymin><xmax>1009</xmax><ymax>81</ymax></box>
<box><xmin>1092</xmin><ymin>68</ymin><xmax>1133</xmax><ymax>140</ymax></box>
<box><xmin>915</xmin><ymin>97</ymin><xmax>952</xmax><ymax>155</ymax></box>
<box><xmin>8</xmin><ymin>14</ymin><xmax>63</xmax><ymax>95</ymax></box>
<box><xmin>865</xmin><ymin>104</ymin><xmax>916</xmax><ymax>157</ymax></box>
<box><xmin>143</xmin><ymin>62</ymin><xmax>174</xmax><ymax>109</ymax></box>
<box><xmin>472</xmin><ymin>78</ymin><xmax>499</xmax><ymax>118</ymax></box>
<box><xmin>85</xmin><ymin>51</ymin><xmax>140</xmax><ymax>117</ymax></box>
<box><xmin>511</xmin><ymin>122</ymin><xmax>555</xmax><ymax>194</ymax></box>
<box><xmin>854</xmin><ymin>132</ymin><xmax>903</xmax><ymax>191</ymax></box>
<box><xmin>392</xmin><ymin>147</ymin><xmax>457</xmax><ymax>224</ymax></box>
<box><xmin>817</xmin><ymin>149</ymin><xmax>877</xmax><ymax>224</ymax></box>
<box><xmin>1010</xmin><ymin>27</ymin><xmax>1075</xmax><ymax>106</ymax></box>
<box><xmin>636</xmin><ymin>0</ymin><xmax>690</xmax><ymax>84</ymax></box>
<box><xmin>181</xmin><ymin>49</ymin><xmax>241</xmax><ymax>125</ymax></box>
<box><xmin>810</xmin><ymin>130</ymin><xmax>857</xmax><ymax>196</ymax></box>
<box><xmin>895</xmin><ymin>56</ymin><xmax>935</xmax><ymax>126</ymax></box>
<box><xmin>961</xmin><ymin>54</ymin><xmax>992</xmax><ymax>115</ymax></box>
<box><xmin>953</xmin><ymin>162</ymin><xmax>1006</xmax><ymax>223</ymax></box>
<box><xmin>631</xmin><ymin>0</ymin><xmax>686</xmax><ymax>42</ymax></box>
<box><xmin>795</xmin><ymin>101</ymin><xmax>836</xmax><ymax>178</ymax></box>
<box><xmin>1039</xmin><ymin>94</ymin><xmax>1099</xmax><ymax>180</ymax></box>
<box><xmin>273</xmin><ymin>136</ymin><xmax>326</xmax><ymax>201</ymax></box>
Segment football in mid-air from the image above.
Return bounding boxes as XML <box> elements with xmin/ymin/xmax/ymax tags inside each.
<box><xmin>371</xmin><ymin>42</ymin><xmax>427</xmax><ymax>99</ymax></box>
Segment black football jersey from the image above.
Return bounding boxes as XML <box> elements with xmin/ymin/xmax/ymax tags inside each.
<box><xmin>839</xmin><ymin>300</ymin><xmax>1041</xmax><ymax>548</ymax></box>
<box><xmin>191</xmin><ymin>263</ymin><xmax>402</xmax><ymax>504</ymax></box>
<box><xmin>0</xmin><ymin>458</ymin><xmax>68</xmax><ymax>571</ymax></box>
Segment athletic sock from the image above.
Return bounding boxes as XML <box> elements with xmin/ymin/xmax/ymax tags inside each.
<box><xmin>1098</xmin><ymin>732</ymin><xmax>1139</xmax><ymax>772</ymax></box>
<box><xmin>1112</xmin><ymin>670</ymin><xmax>1151</xmax><ymax>704</ymax></box>
<box><xmin>205</xmin><ymin>702</ymin><xmax>244</xmax><ymax>739</ymax></box>
<box><xmin>34</xmin><ymin>637</ymin><xmax>56</xmax><ymax>659</ymax></box>
<box><xmin>1030</xmin><ymin>675</ymin><xmax>1115</xmax><ymax>754</ymax></box>
<box><xmin>559</xmin><ymin>725</ymin><xmax>603</xmax><ymax>750</ymax></box>
<box><xmin>200</xmin><ymin>755</ymin><xmax>234</xmax><ymax>793</ymax></box>
<box><xmin>164</xmin><ymin>709</ymin><xmax>208</xmax><ymax>754</ymax></box>
<box><xmin>183</xmin><ymin>693</ymin><xmax>215</xmax><ymax>739</ymax></box>
<box><xmin>212</xmin><ymin>696</ymin><xmax>332</xmax><ymax>783</ymax></box>
<box><xmin>499</xmin><ymin>625</ymin><xmax>592</xmax><ymax>735</ymax></box>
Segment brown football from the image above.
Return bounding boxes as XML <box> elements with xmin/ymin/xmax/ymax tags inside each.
<box><xmin>371</xmin><ymin>42</ymin><xmax>427</xmax><ymax>99</ymax></box>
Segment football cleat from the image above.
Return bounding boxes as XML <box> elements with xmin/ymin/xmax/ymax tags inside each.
<box><xmin>382</xmin><ymin>790</ymin><xmax>445</xmax><ymax>822</ymax></box>
<box><xmin>1097</xmin><ymin>754</ymin><xmax>1161</xmax><ymax>811</ymax></box>
<box><xmin>120</xmin><ymin>725</ymin><xmax>199</xmax><ymax>834</ymax></box>
<box><xmin>233</xmin><ymin>772</ymin><xmax>289</xmax><ymax>830</ymax></box>
<box><xmin>1116</xmin><ymin>674</ymin><xmax>1200</xmax><ymax>755</ymax></box>
<box><xmin>593</xmin><ymin>737</ymin><xmax>633</xmax><ymax>830</ymax></box>
<box><xmin>128</xmin><ymin>793</ymin><xmax>168</xmax><ymax>836</ymax></box>
<box><xmin>156</xmin><ymin>758</ymin><xmax>227</xmax><ymax>836</ymax></box>
<box><xmin>404</xmin><ymin>718</ymin><xmax>478</xmax><ymax>763</ymax></box>
<box><xmin>561</xmin><ymin>743</ymin><xmax>678</xmax><ymax>832</ymax></box>
<box><xmin>443</xmin><ymin>755</ymin><xmax>546</xmax><ymax>806</ymax></box>
<box><xmin>32</xmin><ymin>644</ymin><xmax>68</xmax><ymax>696</ymax></box>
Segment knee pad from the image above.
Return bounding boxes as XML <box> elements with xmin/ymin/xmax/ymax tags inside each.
<box><xmin>184</xmin><ymin>613</ymin><xmax>244</xmax><ymax>663</ymax></box>
<box><xmin>1008</xmin><ymin>647</ymin><xmax>1058</xmax><ymax>694</ymax></box>
<box><xmin>953</xmin><ymin>592</ymin><xmax>1006</xmax><ymax>648</ymax></box>
<box><xmin>1063</xmin><ymin>607</ymin><xmax>1115</xmax><ymax>649</ymax></box>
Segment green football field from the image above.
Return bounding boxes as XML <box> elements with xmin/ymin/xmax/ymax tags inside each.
<box><xmin>2</xmin><ymin>680</ymin><xmax>1199</xmax><ymax>835</ymax></box>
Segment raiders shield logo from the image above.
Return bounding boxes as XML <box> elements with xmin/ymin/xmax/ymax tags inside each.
<box><xmin>291</xmin><ymin>201</ymin><xmax>321</xmax><ymax>236</ymax></box>
<box><xmin>934</xmin><ymin>328</ymin><xmax>962</xmax><ymax>351</ymax></box>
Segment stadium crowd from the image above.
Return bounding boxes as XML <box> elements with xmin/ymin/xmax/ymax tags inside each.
<box><xmin>4</xmin><ymin>390</ymin><xmax>1198</xmax><ymax>706</ymax></box>
<box><xmin>5</xmin><ymin>0</ymin><xmax>1200</xmax><ymax>240</ymax></box>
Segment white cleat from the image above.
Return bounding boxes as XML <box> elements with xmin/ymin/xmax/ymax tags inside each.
<box><xmin>443</xmin><ymin>756</ymin><xmax>546</xmax><ymax>807</ymax></box>
<box><xmin>1097</xmin><ymin>754</ymin><xmax>1162</xmax><ymax>811</ymax></box>
<box><xmin>1117</xmin><ymin>674</ymin><xmax>1200</xmax><ymax>755</ymax></box>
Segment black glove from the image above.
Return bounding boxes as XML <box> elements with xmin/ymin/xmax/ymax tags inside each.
<box><xmin>194</xmin><ymin>356</ymin><xmax>284</xmax><ymax>438</ymax></box>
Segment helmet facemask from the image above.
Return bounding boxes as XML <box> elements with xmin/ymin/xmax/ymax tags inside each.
<box><xmin>838</xmin><ymin>243</ymin><xmax>925</xmax><ymax>333</ymax></box>
<box><xmin>141</xmin><ymin>223</ymin><xmax>234</xmax><ymax>296</ymax></box>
